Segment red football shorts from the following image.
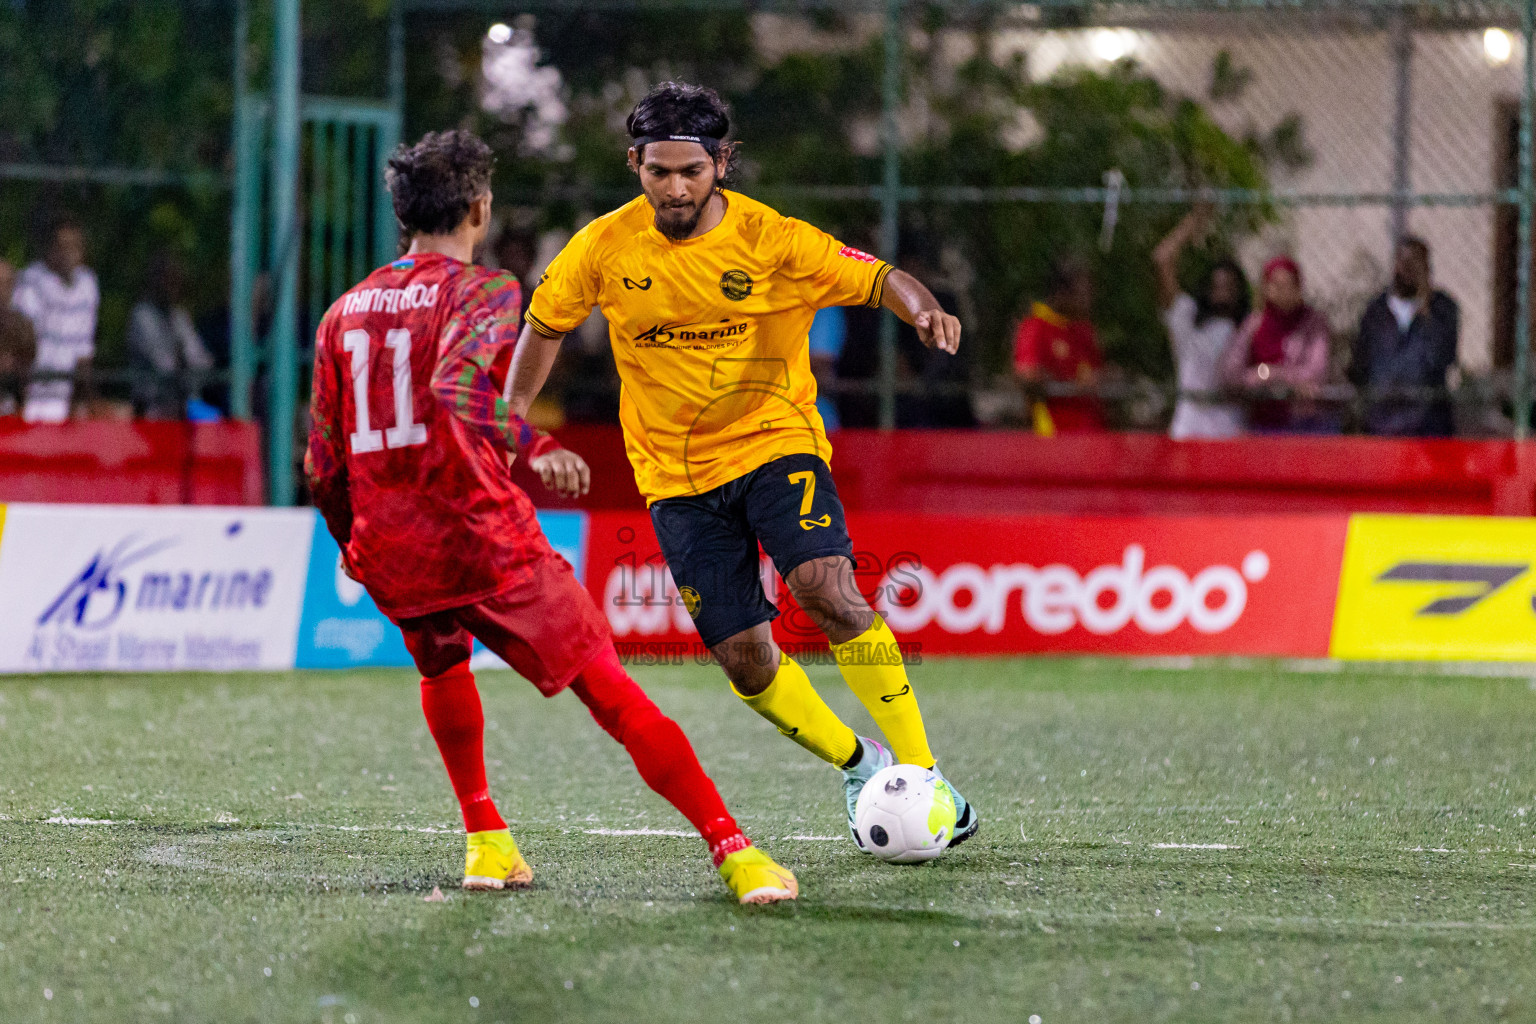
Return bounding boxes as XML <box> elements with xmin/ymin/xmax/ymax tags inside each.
<box><xmin>394</xmin><ymin>552</ymin><xmax>611</xmax><ymax>696</ymax></box>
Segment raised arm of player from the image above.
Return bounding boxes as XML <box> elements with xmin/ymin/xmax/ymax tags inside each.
<box><xmin>881</xmin><ymin>269</ymin><xmax>961</xmax><ymax>355</ymax></box>
<box><xmin>304</xmin><ymin>318</ymin><xmax>354</xmax><ymax>549</ymax></box>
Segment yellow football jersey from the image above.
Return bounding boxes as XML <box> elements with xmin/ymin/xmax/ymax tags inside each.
<box><xmin>526</xmin><ymin>190</ymin><xmax>891</xmax><ymax>504</ymax></box>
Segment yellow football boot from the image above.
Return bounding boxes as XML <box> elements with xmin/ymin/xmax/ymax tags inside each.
<box><xmin>718</xmin><ymin>847</ymin><xmax>798</xmax><ymax>905</ymax></box>
<box><xmin>463</xmin><ymin>829</ymin><xmax>533</xmax><ymax>890</ymax></box>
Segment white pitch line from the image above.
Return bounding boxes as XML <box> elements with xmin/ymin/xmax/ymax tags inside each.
<box><xmin>305</xmin><ymin>823</ymin><xmax>460</xmax><ymax>834</ymax></box>
<box><xmin>862</xmin><ymin>902</ymin><xmax>1536</xmax><ymax>935</ymax></box>
<box><xmin>1125</xmin><ymin>656</ymin><xmax>1536</xmax><ymax>680</ymax></box>
<box><xmin>1151</xmin><ymin>843</ymin><xmax>1241</xmax><ymax>850</ymax></box>
<box><xmin>12</xmin><ymin>819</ymin><xmax>851</xmax><ymax>841</ymax></box>
<box><xmin>1013</xmin><ymin>804</ymin><xmax>1523</xmax><ymax>816</ymax></box>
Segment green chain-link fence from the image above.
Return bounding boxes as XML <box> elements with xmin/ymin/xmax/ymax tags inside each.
<box><xmin>386</xmin><ymin>0</ymin><xmax>1536</xmax><ymax>444</ymax></box>
<box><xmin>5</xmin><ymin>1</ymin><xmax>1536</xmax><ymax>503</ymax></box>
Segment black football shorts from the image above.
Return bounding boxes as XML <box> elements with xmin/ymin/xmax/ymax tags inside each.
<box><xmin>648</xmin><ymin>453</ymin><xmax>855</xmax><ymax>648</ymax></box>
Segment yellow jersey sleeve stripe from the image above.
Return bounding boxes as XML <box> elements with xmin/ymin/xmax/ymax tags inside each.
<box><xmin>526</xmin><ymin>311</ymin><xmax>564</xmax><ymax>338</ymax></box>
<box><xmin>866</xmin><ymin>263</ymin><xmax>894</xmax><ymax>309</ymax></box>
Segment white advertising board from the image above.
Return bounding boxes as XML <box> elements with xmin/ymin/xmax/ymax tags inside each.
<box><xmin>0</xmin><ymin>504</ymin><xmax>313</xmax><ymax>673</ymax></box>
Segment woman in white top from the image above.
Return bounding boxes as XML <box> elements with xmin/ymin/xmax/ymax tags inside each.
<box><xmin>1152</xmin><ymin>205</ymin><xmax>1249</xmax><ymax>439</ymax></box>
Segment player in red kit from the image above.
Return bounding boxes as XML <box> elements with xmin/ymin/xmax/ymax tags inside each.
<box><xmin>305</xmin><ymin>129</ymin><xmax>796</xmax><ymax>904</ymax></box>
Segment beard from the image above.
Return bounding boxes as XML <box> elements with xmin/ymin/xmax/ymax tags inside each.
<box><xmin>654</xmin><ymin>200</ymin><xmax>706</xmax><ymax>240</ymax></box>
<box><xmin>653</xmin><ymin>195</ymin><xmax>709</xmax><ymax>240</ymax></box>
<box><xmin>1391</xmin><ymin>273</ymin><xmax>1418</xmax><ymax>298</ymax></box>
<box><xmin>650</xmin><ymin>175</ymin><xmax>718</xmax><ymax>241</ymax></box>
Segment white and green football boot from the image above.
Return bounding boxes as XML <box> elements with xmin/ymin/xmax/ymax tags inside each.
<box><xmin>931</xmin><ymin>764</ymin><xmax>980</xmax><ymax>849</ymax></box>
<box><xmin>842</xmin><ymin>736</ymin><xmax>894</xmax><ymax>852</ymax></box>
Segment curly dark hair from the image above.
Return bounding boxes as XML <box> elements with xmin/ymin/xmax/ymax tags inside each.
<box><xmin>384</xmin><ymin>129</ymin><xmax>495</xmax><ymax>238</ymax></box>
<box><xmin>626</xmin><ymin>81</ymin><xmax>740</xmax><ymax>182</ymax></box>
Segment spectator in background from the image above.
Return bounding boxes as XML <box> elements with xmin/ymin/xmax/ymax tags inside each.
<box><xmin>898</xmin><ymin>240</ymin><xmax>974</xmax><ymax>428</ymax></box>
<box><xmin>1349</xmin><ymin>236</ymin><xmax>1458</xmax><ymax>437</ymax></box>
<box><xmin>0</xmin><ymin>259</ymin><xmax>36</xmax><ymax>416</ymax></box>
<box><xmin>11</xmin><ymin>216</ymin><xmax>97</xmax><ymax>423</ymax></box>
<box><xmin>835</xmin><ymin>233</ymin><xmax>972</xmax><ymax>428</ymax></box>
<box><xmin>808</xmin><ymin>306</ymin><xmax>845</xmax><ymax>430</ymax></box>
<box><xmin>127</xmin><ymin>250</ymin><xmax>215</xmax><ymax>419</ymax></box>
<box><xmin>1220</xmin><ymin>256</ymin><xmax>1332</xmax><ymax>432</ymax></box>
<box><xmin>1153</xmin><ymin>205</ymin><xmax>1248</xmax><ymax>440</ymax></box>
<box><xmin>1013</xmin><ymin>255</ymin><xmax>1104</xmax><ymax>434</ymax></box>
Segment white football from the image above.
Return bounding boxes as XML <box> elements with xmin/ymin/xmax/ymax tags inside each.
<box><xmin>853</xmin><ymin>763</ymin><xmax>958</xmax><ymax>863</ymax></box>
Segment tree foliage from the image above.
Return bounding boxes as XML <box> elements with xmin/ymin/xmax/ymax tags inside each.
<box><xmin>0</xmin><ymin>0</ymin><xmax>390</xmax><ymax>366</ymax></box>
<box><xmin>454</xmin><ymin>10</ymin><xmax>1285</xmax><ymax>380</ymax></box>
<box><xmin>0</xmin><ymin>3</ymin><xmax>1293</xmax><ymax>389</ymax></box>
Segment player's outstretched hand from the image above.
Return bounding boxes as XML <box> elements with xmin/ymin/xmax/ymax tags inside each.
<box><xmin>915</xmin><ymin>308</ymin><xmax>961</xmax><ymax>354</ymax></box>
<box><xmin>531</xmin><ymin>447</ymin><xmax>591</xmax><ymax>498</ymax></box>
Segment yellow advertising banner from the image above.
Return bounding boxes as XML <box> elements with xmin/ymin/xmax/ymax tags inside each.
<box><xmin>1330</xmin><ymin>514</ymin><xmax>1536</xmax><ymax>661</ymax></box>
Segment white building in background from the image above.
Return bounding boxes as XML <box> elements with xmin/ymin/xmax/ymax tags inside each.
<box><xmin>1001</xmin><ymin>21</ymin><xmax>1519</xmax><ymax>373</ymax></box>
<box><xmin>757</xmin><ymin>13</ymin><xmax>1526</xmax><ymax>372</ymax></box>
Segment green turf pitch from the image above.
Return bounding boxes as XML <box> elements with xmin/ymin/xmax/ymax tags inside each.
<box><xmin>1</xmin><ymin>658</ymin><xmax>1534</xmax><ymax>1023</ymax></box>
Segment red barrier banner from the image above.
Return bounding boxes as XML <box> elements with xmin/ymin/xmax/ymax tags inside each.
<box><xmin>584</xmin><ymin>511</ymin><xmax>1349</xmax><ymax>658</ymax></box>
<box><xmin>0</xmin><ymin>419</ymin><xmax>264</xmax><ymax>505</ymax></box>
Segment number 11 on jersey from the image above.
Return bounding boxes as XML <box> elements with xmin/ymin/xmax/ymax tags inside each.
<box><xmin>344</xmin><ymin>328</ymin><xmax>429</xmax><ymax>455</ymax></box>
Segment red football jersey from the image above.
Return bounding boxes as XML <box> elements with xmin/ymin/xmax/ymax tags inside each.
<box><xmin>306</xmin><ymin>251</ymin><xmax>553</xmax><ymax>619</ymax></box>
<box><xmin>1012</xmin><ymin>302</ymin><xmax>1105</xmax><ymax>433</ymax></box>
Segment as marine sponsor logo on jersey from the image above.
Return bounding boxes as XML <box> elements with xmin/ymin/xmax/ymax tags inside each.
<box><xmin>635</xmin><ymin>320</ymin><xmax>750</xmax><ymax>349</ymax></box>
<box><xmin>341</xmin><ymin>283</ymin><xmax>441</xmax><ymax>316</ymax></box>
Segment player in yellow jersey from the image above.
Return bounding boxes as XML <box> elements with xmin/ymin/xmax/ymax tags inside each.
<box><xmin>508</xmin><ymin>81</ymin><xmax>978</xmax><ymax>851</ymax></box>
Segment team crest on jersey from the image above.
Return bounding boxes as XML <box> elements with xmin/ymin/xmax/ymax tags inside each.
<box><xmin>719</xmin><ymin>269</ymin><xmax>753</xmax><ymax>301</ymax></box>
<box><xmin>679</xmin><ymin>586</ymin><xmax>702</xmax><ymax>618</ymax></box>
<box><xmin>838</xmin><ymin>245</ymin><xmax>878</xmax><ymax>264</ymax></box>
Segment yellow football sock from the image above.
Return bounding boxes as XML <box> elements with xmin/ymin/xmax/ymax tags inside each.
<box><xmin>732</xmin><ymin>652</ymin><xmax>858</xmax><ymax>768</ymax></box>
<box><xmin>831</xmin><ymin>615</ymin><xmax>935</xmax><ymax>768</ymax></box>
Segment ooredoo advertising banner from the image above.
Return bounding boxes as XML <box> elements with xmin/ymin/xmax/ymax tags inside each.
<box><xmin>0</xmin><ymin>504</ymin><xmax>313</xmax><ymax>673</ymax></box>
<box><xmin>583</xmin><ymin>511</ymin><xmax>1350</xmax><ymax>658</ymax></box>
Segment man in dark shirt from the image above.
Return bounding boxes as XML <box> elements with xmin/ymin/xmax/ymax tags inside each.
<box><xmin>0</xmin><ymin>259</ymin><xmax>37</xmax><ymax>416</ymax></box>
<box><xmin>1349</xmin><ymin>236</ymin><xmax>1458</xmax><ymax>436</ymax></box>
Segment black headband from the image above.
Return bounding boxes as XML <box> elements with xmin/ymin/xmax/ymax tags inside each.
<box><xmin>631</xmin><ymin>133</ymin><xmax>723</xmax><ymax>155</ymax></box>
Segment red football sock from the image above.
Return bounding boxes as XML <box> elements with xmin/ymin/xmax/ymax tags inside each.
<box><xmin>571</xmin><ymin>645</ymin><xmax>747</xmax><ymax>866</ymax></box>
<box><xmin>420</xmin><ymin>662</ymin><xmax>506</xmax><ymax>834</ymax></box>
